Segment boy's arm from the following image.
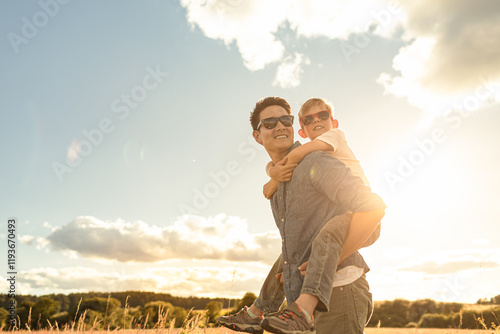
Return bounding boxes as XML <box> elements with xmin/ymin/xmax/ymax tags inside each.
<box><xmin>286</xmin><ymin>139</ymin><xmax>334</xmax><ymax>165</ymax></box>
<box><xmin>265</xmin><ymin>161</ymin><xmax>275</xmax><ymax>177</ymax></box>
<box><xmin>263</xmin><ymin>158</ymin><xmax>295</xmax><ymax>199</ymax></box>
<box><xmin>263</xmin><ymin>179</ymin><xmax>279</xmax><ymax>199</ymax></box>
<box><xmin>268</xmin><ymin>156</ymin><xmax>296</xmax><ymax>182</ymax></box>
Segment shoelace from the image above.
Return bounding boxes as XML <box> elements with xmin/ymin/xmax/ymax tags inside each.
<box><xmin>277</xmin><ymin>309</ymin><xmax>297</xmax><ymax>321</ymax></box>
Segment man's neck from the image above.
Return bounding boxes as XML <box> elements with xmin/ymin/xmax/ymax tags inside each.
<box><xmin>269</xmin><ymin>150</ymin><xmax>288</xmax><ymax>164</ymax></box>
<box><xmin>267</xmin><ymin>142</ymin><xmax>300</xmax><ymax>164</ymax></box>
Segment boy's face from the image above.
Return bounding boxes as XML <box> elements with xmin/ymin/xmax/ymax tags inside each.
<box><xmin>299</xmin><ymin>104</ymin><xmax>337</xmax><ymax>140</ymax></box>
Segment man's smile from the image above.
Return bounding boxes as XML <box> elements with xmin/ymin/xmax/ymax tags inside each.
<box><xmin>274</xmin><ymin>133</ymin><xmax>289</xmax><ymax>139</ymax></box>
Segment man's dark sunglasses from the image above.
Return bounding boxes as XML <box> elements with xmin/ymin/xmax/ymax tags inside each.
<box><xmin>257</xmin><ymin>115</ymin><xmax>294</xmax><ymax>130</ymax></box>
<box><xmin>300</xmin><ymin>110</ymin><xmax>331</xmax><ymax>126</ymax></box>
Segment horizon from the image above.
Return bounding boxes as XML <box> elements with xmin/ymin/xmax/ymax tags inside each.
<box><xmin>1</xmin><ymin>1</ymin><xmax>499</xmax><ymax>305</ymax></box>
<box><xmin>7</xmin><ymin>289</ymin><xmax>499</xmax><ymax>306</ymax></box>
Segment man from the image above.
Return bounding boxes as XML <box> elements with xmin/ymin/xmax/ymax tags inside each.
<box><xmin>219</xmin><ymin>96</ymin><xmax>385</xmax><ymax>334</ymax></box>
<box><xmin>255</xmin><ymin>96</ymin><xmax>385</xmax><ymax>334</ymax></box>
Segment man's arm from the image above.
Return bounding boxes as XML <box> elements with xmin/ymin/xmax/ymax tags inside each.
<box><xmin>338</xmin><ymin>208</ymin><xmax>385</xmax><ymax>263</ymax></box>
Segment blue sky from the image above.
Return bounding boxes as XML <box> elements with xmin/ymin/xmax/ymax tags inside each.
<box><xmin>1</xmin><ymin>0</ymin><xmax>500</xmax><ymax>303</ymax></box>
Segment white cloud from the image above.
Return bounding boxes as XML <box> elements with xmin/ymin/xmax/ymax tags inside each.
<box><xmin>19</xmin><ymin>234</ymin><xmax>50</xmax><ymax>250</ymax></box>
<box><xmin>273</xmin><ymin>53</ymin><xmax>309</xmax><ymax>88</ymax></box>
<box><xmin>378</xmin><ymin>0</ymin><xmax>500</xmax><ymax>119</ymax></box>
<box><xmin>397</xmin><ymin>249</ymin><xmax>500</xmax><ymax>275</ymax></box>
<box><xmin>44</xmin><ymin>214</ymin><xmax>281</xmax><ymax>264</ymax></box>
<box><xmin>180</xmin><ymin>0</ymin><xmax>288</xmax><ymax>71</ymax></box>
<box><xmin>18</xmin><ymin>263</ymin><xmax>269</xmax><ymax>298</ymax></box>
<box><xmin>180</xmin><ymin>0</ymin><xmax>404</xmax><ymax>87</ymax></box>
<box><xmin>368</xmin><ymin>248</ymin><xmax>500</xmax><ymax>302</ymax></box>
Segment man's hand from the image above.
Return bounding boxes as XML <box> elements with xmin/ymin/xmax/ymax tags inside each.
<box><xmin>298</xmin><ymin>261</ymin><xmax>308</xmax><ymax>276</ymax></box>
<box><xmin>263</xmin><ymin>179</ymin><xmax>279</xmax><ymax>199</ymax></box>
<box><xmin>269</xmin><ymin>157</ymin><xmax>297</xmax><ymax>182</ymax></box>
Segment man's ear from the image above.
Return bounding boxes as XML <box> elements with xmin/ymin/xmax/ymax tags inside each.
<box><xmin>298</xmin><ymin>128</ymin><xmax>308</xmax><ymax>139</ymax></box>
<box><xmin>332</xmin><ymin>119</ymin><xmax>339</xmax><ymax>129</ymax></box>
<box><xmin>253</xmin><ymin>130</ymin><xmax>263</xmax><ymax>145</ymax></box>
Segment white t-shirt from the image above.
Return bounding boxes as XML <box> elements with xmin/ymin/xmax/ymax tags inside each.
<box><xmin>316</xmin><ymin>129</ymin><xmax>370</xmax><ymax>186</ymax></box>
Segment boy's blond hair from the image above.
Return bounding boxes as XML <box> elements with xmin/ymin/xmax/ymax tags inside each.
<box><xmin>298</xmin><ymin>98</ymin><xmax>335</xmax><ymax>119</ymax></box>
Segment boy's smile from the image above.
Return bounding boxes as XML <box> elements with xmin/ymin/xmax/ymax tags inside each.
<box><xmin>300</xmin><ymin>104</ymin><xmax>336</xmax><ymax>141</ymax></box>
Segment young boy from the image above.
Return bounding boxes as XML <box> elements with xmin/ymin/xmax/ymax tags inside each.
<box><xmin>218</xmin><ymin>98</ymin><xmax>382</xmax><ymax>334</ymax></box>
<box><xmin>264</xmin><ymin>97</ymin><xmax>370</xmax><ymax>199</ymax></box>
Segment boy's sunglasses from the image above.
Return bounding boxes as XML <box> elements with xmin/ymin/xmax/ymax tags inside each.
<box><xmin>257</xmin><ymin>115</ymin><xmax>294</xmax><ymax>130</ymax></box>
<box><xmin>300</xmin><ymin>110</ymin><xmax>331</xmax><ymax>126</ymax></box>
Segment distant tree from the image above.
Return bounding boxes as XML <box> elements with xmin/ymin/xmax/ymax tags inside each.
<box><xmin>205</xmin><ymin>301</ymin><xmax>222</xmax><ymax>323</ymax></box>
<box><xmin>74</xmin><ymin>297</ymin><xmax>120</xmax><ymax>317</ymax></box>
<box><xmin>492</xmin><ymin>295</ymin><xmax>500</xmax><ymax>304</ymax></box>
<box><xmin>237</xmin><ymin>292</ymin><xmax>257</xmax><ymax>310</ymax></box>
<box><xmin>418</xmin><ymin>313</ymin><xmax>452</xmax><ymax>328</ymax></box>
<box><xmin>172</xmin><ymin>306</ymin><xmax>187</xmax><ymax>327</ymax></box>
<box><xmin>16</xmin><ymin>297</ymin><xmax>60</xmax><ymax>329</ymax></box>
<box><xmin>0</xmin><ymin>308</ymin><xmax>9</xmax><ymax>327</ymax></box>
<box><xmin>440</xmin><ymin>302</ymin><xmax>463</xmax><ymax>314</ymax></box>
<box><xmin>368</xmin><ymin>299</ymin><xmax>410</xmax><ymax>327</ymax></box>
<box><xmin>142</xmin><ymin>301</ymin><xmax>175</xmax><ymax>328</ymax></box>
<box><xmin>16</xmin><ymin>301</ymin><xmax>35</xmax><ymax>328</ymax></box>
<box><xmin>408</xmin><ymin>299</ymin><xmax>438</xmax><ymax>322</ymax></box>
<box><xmin>460</xmin><ymin>307</ymin><xmax>500</xmax><ymax>330</ymax></box>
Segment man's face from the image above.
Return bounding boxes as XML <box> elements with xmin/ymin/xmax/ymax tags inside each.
<box><xmin>253</xmin><ymin>105</ymin><xmax>294</xmax><ymax>154</ymax></box>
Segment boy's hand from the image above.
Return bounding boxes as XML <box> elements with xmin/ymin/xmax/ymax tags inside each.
<box><xmin>263</xmin><ymin>179</ymin><xmax>279</xmax><ymax>199</ymax></box>
<box><xmin>298</xmin><ymin>261</ymin><xmax>308</xmax><ymax>276</ymax></box>
<box><xmin>276</xmin><ymin>272</ymin><xmax>284</xmax><ymax>284</ymax></box>
<box><xmin>269</xmin><ymin>157</ymin><xmax>297</xmax><ymax>182</ymax></box>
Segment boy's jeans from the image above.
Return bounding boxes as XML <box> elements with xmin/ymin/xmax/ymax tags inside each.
<box><xmin>254</xmin><ymin>211</ymin><xmax>380</xmax><ymax>313</ymax></box>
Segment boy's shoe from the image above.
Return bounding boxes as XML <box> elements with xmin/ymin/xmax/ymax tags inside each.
<box><xmin>217</xmin><ymin>306</ymin><xmax>264</xmax><ymax>334</ymax></box>
<box><xmin>260</xmin><ymin>302</ymin><xmax>315</xmax><ymax>334</ymax></box>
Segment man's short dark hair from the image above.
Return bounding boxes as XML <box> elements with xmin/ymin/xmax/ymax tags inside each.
<box><xmin>250</xmin><ymin>96</ymin><xmax>292</xmax><ymax>130</ymax></box>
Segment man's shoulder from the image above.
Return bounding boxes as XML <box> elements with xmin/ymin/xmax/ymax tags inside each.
<box><xmin>296</xmin><ymin>150</ymin><xmax>347</xmax><ymax>173</ymax></box>
<box><xmin>301</xmin><ymin>150</ymin><xmax>344</xmax><ymax>165</ymax></box>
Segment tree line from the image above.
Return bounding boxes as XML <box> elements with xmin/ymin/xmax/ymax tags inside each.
<box><xmin>368</xmin><ymin>296</ymin><xmax>500</xmax><ymax>329</ymax></box>
<box><xmin>0</xmin><ymin>291</ymin><xmax>498</xmax><ymax>330</ymax></box>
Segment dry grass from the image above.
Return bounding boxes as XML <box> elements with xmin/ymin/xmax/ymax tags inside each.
<box><xmin>2</xmin><ymin>329</ymin><xmax>496</xmax><ymax>334</ymax></box>
<box><xmin>365</xmin><ymin>328</ymin><xmax>497</xmax><ymax>334</ymax></box>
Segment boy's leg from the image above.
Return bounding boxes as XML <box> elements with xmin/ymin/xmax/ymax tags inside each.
<box><xmin>314</xmin><ymin>274</ymin><xmax>373</xmax><ymax>334</ymax></box>
<box><xmin>362</xmin><ymin>221</ymin><xmax>381</xmax><ymax>248</ymax></box>
<box><xmin>300</xmin><ymin>211</ymin><xmax>353</xmax><ymax>312</ymax></box>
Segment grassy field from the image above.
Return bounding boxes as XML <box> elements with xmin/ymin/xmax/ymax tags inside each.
<box><xmin>365</xmin><ymin>328</ymin><xmax>497</xmax><ymax>334</ymax></box>
<box><xmin>3</xmin><ymin>329</ymin><xmax>497</xmax><ymax>334</ymax></box>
